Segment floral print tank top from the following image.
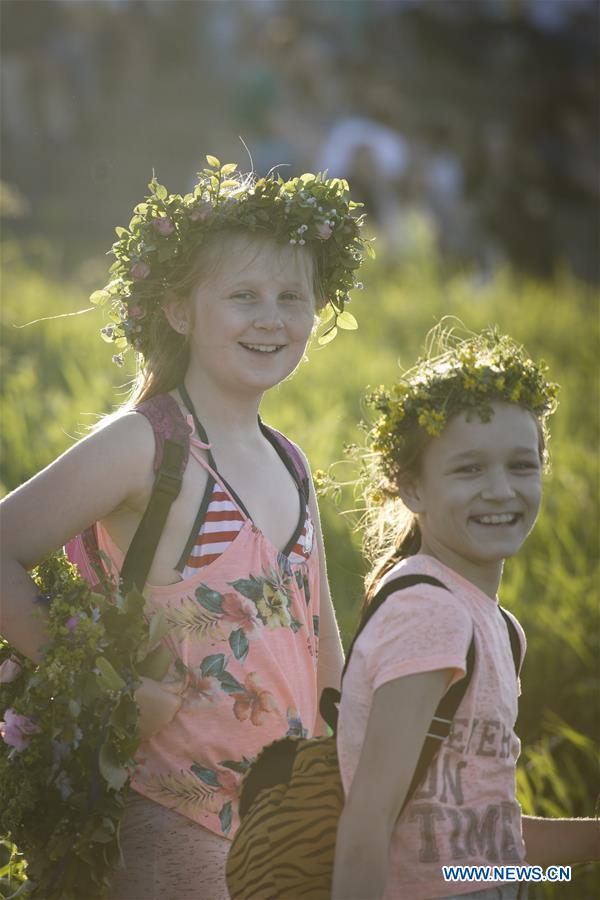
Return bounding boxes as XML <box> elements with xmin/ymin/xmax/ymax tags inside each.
<box><xmin>68</xmin><ymin>395</ymin><xmax>320</xmax><ymax>840</ymax></box>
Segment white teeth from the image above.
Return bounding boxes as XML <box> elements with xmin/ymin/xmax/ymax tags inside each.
<box><xmin>473</xmin><ymin>514</ymin><xmax>518</xmax><ymax>525</ymax></box>
<box><xmin>242</xmin><ymin>343</ymin><xmax>281</xmax><ymax>352</ymax></box>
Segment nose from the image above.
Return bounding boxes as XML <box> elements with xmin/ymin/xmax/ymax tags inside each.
<box><xmin>480</xmin><ymin>467</ymin><xmax>517</xmax><ymax>502</ymax></box>
<box><xmin>253</xmin><ymin>297</ymin><xmax>284</xmax><ymax>331</ymax></box>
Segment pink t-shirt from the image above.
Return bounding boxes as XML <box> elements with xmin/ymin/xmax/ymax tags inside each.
<box><xmin>337</xmin><ymin>554</ymin><xmax>526</xmax><ymax>899</ymax></box>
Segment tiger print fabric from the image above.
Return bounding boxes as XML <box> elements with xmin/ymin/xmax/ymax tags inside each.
<box><xmin>226</xmin><ymin>735</ymin><xmax>344</xmax><ymax>899</ymax></box>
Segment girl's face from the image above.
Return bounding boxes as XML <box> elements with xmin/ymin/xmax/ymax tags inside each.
<box><xmin>407</xmin><ymin>402</ymin><xmax>543</xmax><ymax>585</ymax></box>
<box><xmin>175</xmin><ymin>233</ymin><xmax>317</xmax><ymax>398</ymax></box>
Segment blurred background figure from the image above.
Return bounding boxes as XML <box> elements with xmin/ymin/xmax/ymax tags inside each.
<box><xmin>1</xmin><ymin>0</ymin><xmax>598</xmax><ymax>281</ymax></box>
<box><xmin>316</xmin><ymin>116</ymin><xmax>410</xmax><ymax>241</ymax></box>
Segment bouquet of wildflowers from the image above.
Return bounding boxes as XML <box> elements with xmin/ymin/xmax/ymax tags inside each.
<box><xmin>0</xmin><ymin>552</ymin><xmax>169</xmax><ymax>899</ymax></box>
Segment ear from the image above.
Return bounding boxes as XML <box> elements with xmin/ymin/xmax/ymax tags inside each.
<box><xmin>162</xmin><ymin>295</ymin><xmax>190</xmax><ymax>336</ymax></box>
<box><xmin>397</xmin><ymin>476</ymin><xmax>426</xmax><ymax>515</ymax></box>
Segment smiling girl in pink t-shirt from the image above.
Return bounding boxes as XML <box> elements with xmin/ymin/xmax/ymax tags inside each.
<box><xmin>333</xmin><ymin>330</ymin><xmax>599</xmax><ymax>900</ymax></box>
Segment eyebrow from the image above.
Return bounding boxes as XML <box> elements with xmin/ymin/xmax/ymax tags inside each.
<box><xmin>228</xmin><ymin>279</ymin><xmax>308</xmax><ymax>290</ymax></box>
<box><xmin>448</xmin><ymin>446</ymin><xmax>539</xmax><ymax>462</ymax></box>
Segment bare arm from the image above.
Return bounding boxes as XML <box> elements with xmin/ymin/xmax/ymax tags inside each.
<box><xmin>522</xmin><ymin>815</ymin><xmax>600</xmax><ymax>866</ymax></box>
<box><xmin>0</xmin><ymin>413</ymin><xmax>154</xmax><ymax>661</ymax></box>
<box><xmin>300</xmin><ymin>449</ymin><xmax>344</xmax><ymax>734</ymax></box>
<box><xmin>332</xmin><ymin>668</ymin><xmax>452</xmax><ymax>900</ymax></box>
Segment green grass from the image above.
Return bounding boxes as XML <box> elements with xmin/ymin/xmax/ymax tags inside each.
<box><xmin>1</xmin><ymin>233</ymin><xmax>598</xmax><ymax>897</ymax></box>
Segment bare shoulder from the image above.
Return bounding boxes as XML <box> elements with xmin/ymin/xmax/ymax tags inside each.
<box><xmin>93</xmin><ymin>410</ymin><xmax>155</xmax><ymax>464</ymax></box>
<box><xmin>0</xmin><ymin>410</ymin><xmax>157</xmax><ymax>568</ymax></box>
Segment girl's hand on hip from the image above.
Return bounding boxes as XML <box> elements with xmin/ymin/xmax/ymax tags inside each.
<box><xmin>134</xmin><ymin>676</ymin><xmax>184</xmax><ymax>742</ymax></box>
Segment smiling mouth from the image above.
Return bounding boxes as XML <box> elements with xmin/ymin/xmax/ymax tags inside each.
<box><xmin>239</xmin><ymin>342</ymin><xmax>285</xmax><ymax>354</ymax></box>
<box><xmin>470</xmin><ymin>513</ymin><xmax>522</xmax><ymax>526</ymax></box>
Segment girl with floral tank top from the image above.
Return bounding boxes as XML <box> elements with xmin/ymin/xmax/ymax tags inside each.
<box><xmin>0</xmin><ymin>161</ymin><xmax>370</xmax><ymax>899</ymax></box>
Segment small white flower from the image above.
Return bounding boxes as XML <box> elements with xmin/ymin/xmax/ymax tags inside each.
<box><xmin>299</xmin><ymin>239</ymin><xmax>305</xmax><ymax>245</ymax></box>
<box><xmin>289</xmin><ymin>238</ymin><xmax>297</xmax><ymax>245</ymax></box>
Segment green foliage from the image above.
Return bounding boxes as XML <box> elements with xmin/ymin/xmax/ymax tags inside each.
<box><xmin>1</xmin><ymin>234</ymin><xmax>598</xmax><ymax>897</ymax></box>
<box><xmin>0</xmin><ymin>552</ymin><xmax>163</xmax><ymax>899</ymax></box>
<box><xmin>0</xmin><ymin>241</ymin><xmax>130</xmax><ymax>496</ymax></box>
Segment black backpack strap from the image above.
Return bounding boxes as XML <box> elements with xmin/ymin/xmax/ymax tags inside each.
<box><xmin>344</xmin><ymin>574</ymin><xmax>451</xmax><ymax>680</ymax></box>
<box><xmin>400</xmin><ymin>634</ymin><xmax>475</xmax><ymax>814</ymax></box>
<box><xmin>499</xmin><ymin>606</ymin><xmax>522</xmax><ymax>677</ymax></box>
<box><xmin>320</xmin><ymin>573</ymin><xmax>476</xmax><ymax>814</ymax></box>
<box><xmin>120</xmin><ymin>439</ymin><xmax>186</xmax><ymax>593</ymax></box>
<box><xmin>119</xmin><ymin>395</ymin><xmax>190</xmax><ymax>593</ymax></box>
<box><xmin>320</xmin><ymin>574</ymin><xmax>459</xmax><ymax>728</ymax></box>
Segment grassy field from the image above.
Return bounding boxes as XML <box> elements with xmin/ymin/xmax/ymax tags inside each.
<box><xmin>1</xmin><ymin>231</ymin><xmax>598</xmax><ymax>897</ymax></box>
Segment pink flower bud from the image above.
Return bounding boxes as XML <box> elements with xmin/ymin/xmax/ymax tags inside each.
<box><xmin>131</xmin><ymin>261</ymin><xmax>151</xmax><ymax>281</ymax></box>
<box><xmin>0</xmin><ymin>657</ymin><xmax>22</xmax><ymax>684</ymax></box>
<box><xmin>152</xmin><ymin>216</ymin><xmax>175</xmax><ymax>236</ymax></box>
<box><xmin>316</xmin><ymin>223</ymin><xmax>333</xmax><ymax>241</ymax></box>
<box><xmin>128</xmin><ymin>304</ymin><xmax>146</xmax><ymax>320</ymax></box>
<box><xmin>0</xmin><ymin>708</ymin><xmax>41</xmax><ymax>751</ymax></box>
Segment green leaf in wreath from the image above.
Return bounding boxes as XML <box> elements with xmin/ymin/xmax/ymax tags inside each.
<box><xmin>318</xmin><ymin>326</ymin><xmax>338</xmax><ymax>346</ymax></box>
<box><xmin>228</xmin><ymin>628</ymin><xmax>249</xmax><ymax>663</ymax></box>
<box><xmin>190</xmin><ymin>763</ymin><xmax>221</xmax><ymax>787</ymax></box>
<box><xmin>336</xmin><ymin>310</ymin><xmax>358</xmax><ymax>330</ymax></box>
<box><xmin>89</xmin><ymin>289</ymin><xmax>110</xmax><ymax>305</ymax></box>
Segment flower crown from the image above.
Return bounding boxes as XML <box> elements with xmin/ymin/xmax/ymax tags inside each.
<box><xmin>366</xmin><ymin>329</ymin><xmax>559</xmax><ymax>469</ymax></box>
<box><xmin>90</xmin><ymin>157</ymin><xmax>372</xmax><ymax>365</ymax></box>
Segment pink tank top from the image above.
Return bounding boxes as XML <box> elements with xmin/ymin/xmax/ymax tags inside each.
<box><xmin>67</xmin><ymin>402</ymin><xmax>320</xmax><ymax>840</ymax></box>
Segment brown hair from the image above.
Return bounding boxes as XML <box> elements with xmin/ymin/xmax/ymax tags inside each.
<box><xmin>126</xmin><ymin>228</ymin><xmax>325</xmax><ymax>408</ymax></box>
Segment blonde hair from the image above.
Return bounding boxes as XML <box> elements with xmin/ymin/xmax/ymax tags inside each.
<box><xmin>127</xmin><ymin>228</ymin><xmax>324</xmax><ymax>408</ymax></box>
